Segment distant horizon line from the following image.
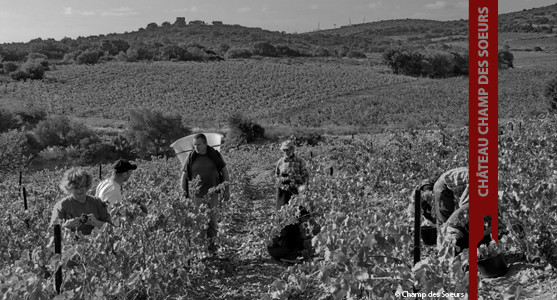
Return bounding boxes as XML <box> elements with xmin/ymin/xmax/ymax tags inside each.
<box><xmin>1</xmin><ymin>2</ymin><xmax>555</xmax><ymax>44</ymax></box>
<box><xmin>1</xmin><ymin>16</ymin><xmax>471</xmax><ymax>44</ymax></box>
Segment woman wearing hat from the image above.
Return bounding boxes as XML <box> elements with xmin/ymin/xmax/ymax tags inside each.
<box><xmin>50</xmin><ymin>168</ymin><xmax>111</xmax><ymax>235</ymax></box>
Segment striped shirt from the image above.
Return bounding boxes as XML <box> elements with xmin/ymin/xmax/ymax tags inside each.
<box><xmin>275</xmin><ymin>155</ymin><xmax>309</xmax><ymax>187</ymax></box>
<box><xmin>442</xmin><ymin>167</ymin><xmax>469</xmax><ymax>206</ymax></box>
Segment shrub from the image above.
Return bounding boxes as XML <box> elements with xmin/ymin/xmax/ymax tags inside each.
<box><xmin>27</xmin><ymin>53</ymin><xmax>49</xmax><ymax>70</ymax></box>
<box><xmin>545</xmin><ymin>76</ymin><xmax>557</xmax><ymax>111</ymax></box>
<box><xmin>126</xmin><ymin>109</ymin><xmax>189</xmax><ymax>158</ymax></box>
<box><xmin>333</xmin><ymin>46</ymin><xmax>349</xmax><ymax>58</ymax></box>
<box><xmin>276</xmin><ymin>45</ymin><xmax>305</xmax><ymax>57</ymax></box>
<box><xmin>131</xmin><ymin>45</ymin><xmax>156</xmax><ymax>61</ymax></box>
<box><xmin>0</xmin><ymin>109</ymin><xmax>18</xmax><ymax>132</ymax></box>
<box><xmin>290</xmin><ymin>131</ymin><xmax>323</xmax><ymax>146</ymax></box>
<box><xmin>76</xmin><ymin>50</ymin><xmax>101</xmax><ymax>65</ymax></box>
<box><xmin>427</xmin><ymin>52</ymin><xmax>454</xmax><ymax>78</ymax></box>
<box><xmin>185</xmin><ymin>46</ymin><xmax>206</xmax><ymax>61</ymax></box>
<box><xmin>161</xmin><ymin>45</ymin><xmax>187</xmax><ymax>61</ymax></box>
<box><xmin>498</xmin><ymin>50</ymin><xmax>514</xmax><ymax>69</ymax></box>
<box><xmin>225</xmin><ymin>48</ymin><xmax>252</xmax><ymax>59</ymax></box>
<box><xmin>125</xmin><ymin>49</ymin><xmax>140</xmax><ymax>62</ymax></box>
<box><xmin>217</xmin><ymin>43</ymin><xmax>230</xmax><ymax>55</ymax></box>
<box><xmin>3</xmin><ymin>61</ymin><xmax>18</xmax><ymax>73</ymax></box>
<box><xmin>451</xmin><ymin>52</ymin><xmax>469</xmax><ymax>76</ymax></box>
<box><xmin>226</xmin><ymin>113</ymin><xmax>265</xmax><ymax>147</ymax></box>
<box><xmin>313</xmin><ymin>47</ymin><xmax>331</xmax><ymax>57</ymax></box>
<box><xmin>9</xmin><ymin>70</ymin><xmax>29</xmax><ymax>81</ymax></box>
<box><xmin>21</xmin><ymin>60</ymin><xmax>45</xmax><ymax>80</ymax></box>
<box><xmin>252</xmin><ymin>41</ymin><xmax>277</xmax><ymax>57</ymax></box>
<box><xmin>383</xmin><ymin>48</ymin><xmax>424</xmax><ymax>76</ymax></box>
<box><xmin>14</xmin><ymin>107</ymin><xmax>47</xmax><ymax>127</ymax></box>
<box><xmin>384</xmin><ymin>48</ymin><xmax>469</xmax><ymax>78</ymax></box>
<box><xmin>62</xmin><ymin>52</ymin><xmax>78</xmax><ymax>64</ymax></box>
<box><xmin>77</xmin><ymin>135</ymin><xmax>120</xmax><ymax>164</ymax></box>
<box><xmin>7</xmin><ymin>106</ymin><xmax>48</xmax><ymax>130</ymax></box>
<box><xmin>115</xmin><ymin>51</ymin><xmax>129</xmax><ymax>62</ymax></box>
<box><xmin>33</xmin><ymin>115</ymin><xmax>93</xmax><ymax>147</ymax></box>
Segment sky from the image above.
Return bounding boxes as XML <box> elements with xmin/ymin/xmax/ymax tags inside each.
<box><xmin>0</xmin><ymin>0</ymin><xmax>555</xmax><ymax>43</ymax></box>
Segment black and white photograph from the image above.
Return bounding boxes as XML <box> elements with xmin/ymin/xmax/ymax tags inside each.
<box><xmin>0</xmin><ymin>0</ymin><xmax>556</xmax><ymax>299</ymax></box>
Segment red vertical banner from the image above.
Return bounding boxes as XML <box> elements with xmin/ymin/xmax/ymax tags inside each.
<box><xmin>469</xmin><ymin>0</ymin><xmax>499</xmax><ymax>298</ymax></box>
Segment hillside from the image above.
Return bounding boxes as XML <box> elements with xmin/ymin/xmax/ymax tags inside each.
<box><xmin>1</xmin><ymin>4</ymin><xmax>556</xmax><ymax>60</ymax></box>
<box><xmin>499</xmin><ymin>3</ymin><xmax>557</xmax><ymax>33</ymax></box>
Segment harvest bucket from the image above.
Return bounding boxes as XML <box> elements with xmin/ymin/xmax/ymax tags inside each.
<box><xmin>478</xmin><ymin>253</ymin><xmax>508</xmax><ymax>278</ymax></box>
<box><xmin>420</xmin><ymin>225</ymin><xmax>437</xmax><ymax>246</ymax></box>
<box><xmin>170</xmin><ymin>133</ymin><xmax>224</xmax><ymax>166</ymax></box>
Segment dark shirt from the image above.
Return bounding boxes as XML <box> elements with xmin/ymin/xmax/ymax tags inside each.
<box><xmin>184</xmin><ymin>146</ymin><xmax>226</xmax><ymax>181</ymax></box>
<box><xmin>191</xmin><ymin>154</ymin><xmax>220</xmax><ymax>197</ymax></box>
<box><xmin>50</xmin><ymin>195</ymin><xmax>111</xmax><ymax>235</ymax></box>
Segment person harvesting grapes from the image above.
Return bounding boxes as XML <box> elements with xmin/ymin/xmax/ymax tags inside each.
<box><xmin>181</xmin><ymin>133</ymin><xmax>230</xmax><ymax>254</ymax></box>
<box><xmin>50</xmin><ymin>168</ymin><xmax>111</xmax><ymax>235</ymax></box>
<box><xmin>95</xmin><ymin>159</ymin><xmax>137</xmax><ymax>205</ymax></box>
<box><xmin>410</xmin><ymin>167</ymin><xmax>504</xmax><ymax>254</ymax></box>
<box><xmin>410</xmin><ymin>167</ymin><xmax>470</xmax><ymax>253</ymax></box>
<box><xmin>275</xmin><ymin>140</ymin><xmax>309</xmax><ymax>209</ymax></box>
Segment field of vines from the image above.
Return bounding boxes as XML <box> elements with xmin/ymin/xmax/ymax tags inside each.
<box><xmin>1</xmin><ymin>56</ymin><xmax>555</xmax><ymax>130</ymax></box>
<box><xmin>2</xmin><ymin>114</ymin><xmax>557</xmax><ymax>299</ymax></box>
<box><xmin>1</xmin><ymin>60</ymin><xmax>410</xmax><ymax>128</ymax></box>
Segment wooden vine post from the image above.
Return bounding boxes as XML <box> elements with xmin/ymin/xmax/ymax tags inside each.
<box><xmin>413</xmin><ymin>189</ymin><xmax>421</xmax><ymax>265</ymax></box>
<box><xmin>23</xmin><ymin>187</ymin><xmax>28</xmax><ymax>210</ymax></box>
<box><xmin>413</xmin><ymin>189</ymin><xmax>421</xmax><ymax>297</ymax></box>
<box><xmin>54</xmin><ymin>224</ymin><xmax>62</xmax><ymax>294</ymax></box>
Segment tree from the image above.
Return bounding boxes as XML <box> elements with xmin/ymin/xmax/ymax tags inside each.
<box><xmin>126</xmin><ymin>109</ymin><xmax>189</xmax><ymax>157</ymax></box>
<box><xmin>130</xmin><ymin>43</ymin><xmax>156</xmax><ymax>60</ymax></box>
<box><xmin>29</xmin><ymin>38</ymin><xmax>69</xmax><ymax>59</ymax></box>
<box><xmin>173</xmin><ymin>17</ymin><xmax>186</xmax><ymax>27</ymax></box>
<box><xmin>76</xmin><ymin>50</ymin><xmax>101</xmax><ymax>65</ymax></box>
<box><xmin>101</xmin><ymin>40</ymin><xmax>118</xmax><ymax>55</ymax></box>
<box><xmin>146</xmin><ymin>23</ymin><xmax>158</xmax><ymax>30</ymax></box>
<box><xmin>33</xmin><ymin>115</ymin><xmax>93</xmax><ymax>147</ymax></box>
<box><xmin>0</xmin><ymin>130</ymin><xmax>32</xmax><ymax>177</ymax></box>
<box><xmin>427</xmin><ymin>52</ymin><xmax>454</xmax><ymax>78</ymax></box>
<box><xmin>383</xmin><ymin>48</ymin><xmax>423</xmax><ymax>76</ymax></box>
<box><xmin>3</xmin><ymin>61</ymin><xmax>18</xmax><ymax>73</ymax></box>
<box><xmin>161</xmin><ymin>45</ymin><xmax>186</xmax><ymax>61</ymax></box>
<box><xmin>21</xmin><ymin>60</ymin><xmax>45</xmax><ymax>80</ymax></box>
